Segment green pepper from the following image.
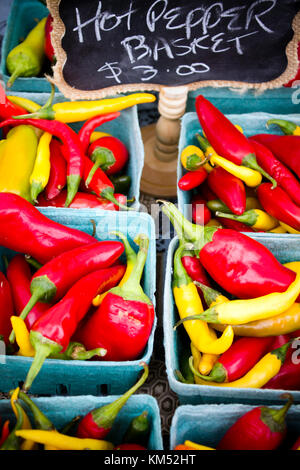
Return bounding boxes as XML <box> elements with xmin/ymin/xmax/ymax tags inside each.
<box><xmin>122</xmin><ymin>411</ymin><xmax>150</xmax><ymax>446</ymax></box>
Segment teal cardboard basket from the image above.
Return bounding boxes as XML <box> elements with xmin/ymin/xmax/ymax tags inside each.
<box><xmin>164</xmin><ymin>235</ymin><xmax>300</xmax><ymax>406</ymax></box>
<box><xmin>1</xmin><ymin>0</ymin><xmax>50</xmax><ymax>92</ymax></box>
<box><xmin>178</xmin><ymin>111</ymin><xmax>300</xmax><ymax>223</ymax></box>
<box><xmin>5</xmin><ymin>91</ymin><xmax>144</xmax><ymax>210</ymax></box>
<box><xmin>0</xmin><ymin>394</ymin><xmax>163</xmax><ymax>450</ymax></box>
<box><xmin>0</xmin><ymin>209</ymin><xmax>156</xmax><ymax>396</ymax></box>
<box><xmin>170</xmin><ymin>403</ymin><xmax>300</xmax><ymax>450</ymax></box>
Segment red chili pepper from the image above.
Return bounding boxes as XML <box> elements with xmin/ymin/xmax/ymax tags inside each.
<box><xmin>44</xmin><ymin>14</ymin><xmax>55</xmax><ymax>63</ymax></box>
<box><xmin>76</xmin><ymin>234</ymin><xmax>155</xmax><ymax>361</ymax></box>
<box><xmin>207</xmin><ymin>166</ymin><xmax>246</xmax><ymax>215</ymax></box>
<box><xmin>182</xmin><ymin>253</ymin><xmax>211</xmax><ymax>306</ymax></box>
<box><xmin>0</xmin><ymin>193</ymin><xmax>95</xmax><ymax>264</ymax></box>
<box><xmin>6</xmin><ymin>255</ymin><xmax>49</xmax><ymax>330</ymax></box>
<box><xmin>87</xmin><ymin>135</ymin><xmax>129</xmax><ymax>186</ymax></box>
<box><xmin>78</xmin><ymin>112</ymin><xmax>120</xmax><ymax>153</ymax></box>
<box><xmin>263</xmin><ymin>340</ymin><xmax>300</xmax><ymax>391</ymax></box>
<box><xmin>160</xmin><ymin>201</ymin><xmax>296</xmax><ymax>299</ymax></box>
<box><xmin>257</xmin><ymin>183</ymin><xmax>300</xmax><ymax>232</ymax></box>
<box><xmin>178</xmin><ymin>168</ymin><xmax>207</xmax><ymax>191</ymax></box>
<box><xmin>0</xmin><ymin>271</ymin><xmax>14</xmax><ymax>344</ymax></box>
<box><xmin>44</xmin><ymin>139</ymin><xmax>67</xmax><ymax>200</ymax></box>
<box><xmin>250</xmin><ymin>139</ymin><xmax>300</xmax><ymax>206</ymax></box>
<box><xmin>195</xmin><ymin>96</ymin><xmax>276</xmax><ymax>186</ymax></box>
<box><xmin>0</xmin><ymin>83</ymin><xmax>26</xmax><ymax>121</ymax></box>
<box><xmin>191</xmin><ymin>194</ymin><xmax>211</xmax><ymax>225</ymax></box>
<box><xmin>114</xmin><ymin>444</ymin><xmax>147</xmax><ymax>450</ymax></box>
<box><xmin>217</xmin><ymin>394</ymin><xmax>294</xmax><ymax>450</ymax></box>
<box><xmin>0</xmin><ymin>118</ymin><xmax>84</xmax><ymax>207</ymax></box>
<box><xmin>83</xmin><ymin>155</ymin><xmax>130</xmax><ymax>210</ymax></box>
<box><xmin>191</xmin><ymin>336</ymin><xmax>274</xmax><ymax>383</ymax></box>
<box><xmin>215</xmin><ymin>216</ymin><xmax>255</xmax><ymax>232</ymax></box>
<box><xmin>23</xmin><ymin>265</ymin><xmax>125</xmax><ymax>390</ymax></box>
<box><xmin>37</xmin><ymin>191</ymin><xmax>129</xmax><ymax>210</ymax></box>
<box><xmin>0</xmin><ymin>420</ymin><xmax>10</xmax><ymax>448</ymax></box>
<box><xmin>14</xmin><ymin>240</ymin><xmax>124</xmax><ymax>339</ymax></box>
<box><xmin>252</xmin><ymin>133</ymin><xmax>300</xmax><ymax>180</ymax></box>
<box><xmin>76</xmin><ymin>363</ymin><xmax>149</xmax><ymax>439</ymax></box>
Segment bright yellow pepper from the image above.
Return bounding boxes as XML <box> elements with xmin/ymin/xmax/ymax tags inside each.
<box><xmin>0</xmin><ymin>125</ymin><xmax>38</xmax><ymax>202</ymax></box>
<box><xmin>279</xmin><ymin>222</ymin><xmax>300</xmax><ymax>234</ymax></box>
<box><xmin>10</xmin><ymin>388</ymin><xmax>36</xmax><ymax>450</ymax></box>
<box><xmin>184</xmin><ymin>440</ymin><xmax>215</xmax><ymax>450</ymax></box>
<box><xmin>30</xmin><ymin>131</ymin><xmax>52</xmax><ymax>202</ymax></box>
<box><xmin>210</xmin><ymin>153</ymin><xmax>262</xmax><ymax>187</ymax></box>
<box><xmin>186</xmin><ymin>262</ymin><xmax>300</xmax><ymax>326</ymax></box>
<box><xmin>7</xmin><ymin>95</ymin><xmax>41</xmax><ymax>113</ymax></box>
<box><xmin>11</xmin><ymin>316</ymin><xmax>35</xmax><ymax>357</ymax></box>
<box><xmin>198</xmin><ymin>327</ymin><xmax>219</xmax><ymax>375</ymax></box>
<box><xmin>270</xmin><ymin>225</ymin><xmax>288</xmax><ymax>234</ymax></box>
<box><xmin>15</xmin><ymin>430</ymin><xmax>114</xmax><ymax>450</ymax></box>
<box><xmin>180</xmin><ymin>145</ymin><xmax>212</xmax><ymax>173</ymax></box>
<box><xmin>215</xmin><ymin>209</ymin><xmax>278</xmax><ymax>231</ymax></box>
<box><xmin>90</xmin><ymin>131</ymin><xmax>111</xmax><ymax>143</ymax></box>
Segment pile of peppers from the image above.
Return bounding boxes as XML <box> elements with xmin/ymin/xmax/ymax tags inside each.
<box><xmin>174</xmin><ymin>394</ymin><xmax>300</xmax><ymax>450</ymax></box>
<box><xmin>0</xmin><ymin>371</ymin><xmax>150</xmax><ymax>450</ymax></box>
<box><xmin>179</xmin><ymin>95</ymin><xmax>300</xmax><ymax>234</ymax></box>
<box><xmin>0</xmin><ymin>81</ymin><xmax>155</xmax><ymax>210</ymax></box>
<box><xmin>0</xmin><ymin>194</ymin><xmax>154</xmax><ymax>391</ymax></box>
<box><xmin>160</xmin><ymin>200</ymin><xmax>300</xmax><ymax>391</ymax></box>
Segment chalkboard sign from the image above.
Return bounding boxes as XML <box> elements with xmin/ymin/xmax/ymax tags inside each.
<box><xmin>48</xmin><ymin>0</ymin><xmax>300</xmax><ymax>99</ymax></box>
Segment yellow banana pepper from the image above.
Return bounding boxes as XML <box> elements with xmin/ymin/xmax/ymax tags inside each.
<box><xmin>198</xmin><ymin>327</ymin><xmax>219</xmax><ymax>375</ymax></box>
<box><xmin>180</xmin><ymin>145</ymin><xmax>212</xmax><ymax>173</ymax></box>
<box><xmin>215</xmin><ymin>209</ymin><xmax>278</xmax><ymax>231</ymax></box>
<box><xmin>267</xmin><ymin>119</ymin><xmax>300</xmax><ymax>136</ymax></box>
<box><xmin>210</xmin><ymin>153</ymin><xmax>262</xmax><ymax>187</ymax></box>
<box><xmin>15</xmin><ymin>430</ymin><xmax>114</xmax><ymax>450</ymax></box>
<box><xmin>182</xmin><ymin>262</ymin><xmax>300</xmax><ymax>326</ymax></box>
<box><xmin>11</xmin><ymin>316</ymin><xmax>35</xmax><ymax>357</ymax></box>
<box><xmin>30</xmin><ymin>131</ymin><xmax>52</xmax><ymax>202</ymax></box>
<box><xmin>190</xmin><ymin>342</ymin><xmax>203</xmax><ymax>385</ymax></box>
<box><xmin>0</xmin><ymin>125</ymin><xmax>38</xmax><ymax>202</ymax></box>
<box><xmin>11</xmin><ymin>388</ymin><xmax>36</xmax><ymax>450</ymax></box>
<box><xmin>173</xmin><ymin>243</ymin><xmax>234</xmax><ymax>355</ymax></box>
<box><xmin>270</xmin><ymin>225</ymin><xmax>288</xmax><ymax>234</ymax></box>
<box><xmin>90</xmin><ymin>131</ymin><xmax>111</xmax><ymax>143</ymax></box>
<box><xmin>8</xmin><ymin>95</ymin><xmax>41</xmax><ymax>113</ymax></box>
<box><xmin>279</xmin><ymin>222</ymin><xmax>300</xmax><ymax>234</ymax></box>
<box><xmin>184</xmin><ymin>440</ymin><xmax>215</xmax><ymax>450</ymax></box>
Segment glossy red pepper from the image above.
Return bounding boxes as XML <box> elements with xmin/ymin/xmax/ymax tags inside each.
<box><xmin>178</xmin><ymin>168</ymin><xmax>207</xmax><ymax>191</ymax></box>
<box><xmin>6</xmin><ymin>255</ymin><xmax>49</xmax><ymax>330</ymax></box>
<box><xmin>0</xmin><ymin>117</ymin><xmax>84</xmax><ymax>207</ymax></box>
<box><xmin>0</xmin><ymin>193</ymin><xmax>95</xmax><ymax>264</ymax></box>
<box><xmin>160</xmin><ymin>201</ymin><xmax>296</xmax><ymax>299</ymax></box>
<box><xmin>0</xmin><ymin>420</ymin><xmax>10</xmax><ymax>448</ymax></box>
<box><xmin>191</xmin><ymin>336</ymin><xmax>274</xmax><ymax>383</ymax></box>
<box><xmin>0</xmin><ymin>82</ymin><xmax>26</xmax><ymax>121</ymax></box>
<box><xmin>252</xmin><ymin>133</ymin><xmax>300</xmax><ymax>180</ymax></box>
<box><xmin>195</xmin><ymin>95</ymin><xmax>276</xmax><ymax>185</ymax></box>
<box><xmin>44</xmin><ymin>14</ymin><xmax>55</xmax><ymax>63</ymax></box>
<box><xmin>76</xmin><ymin>235</ymin><xmax>154</xmax><ymax>361</ymax></box>
<box><xmin>114</xmin><ymin>444</ymin><xmax>147</xmax><ymax>450</ymax></box>
<box><xmin>78</xmin><ymin>112</ymin><xmax>120</xmax><ymax>153</ymax></box>
<box><xmin>14</xmin><ymin>240</ymin><xmax>124</xmax><ymax>338</ymax></box>
<box><xmin>257</xmin><ymin>183</ymin><xmax>300</xmax><ymax>231</ymax></box>
<box><xmin>0</xmin><ymin>271</ymin><xmax>14</xmax><ymax>344</ymax></box>
<box><xmin>215</xmin><ymin>216</ymin><xmax>255</xmax><ymax>232</ymax></box>
<box><xmin>217</xmin><ymin>395</ymin><xmax>293</xmax><ymax>450</ymax></box>
<box><xmin>207</xmin><ymin>166</ymin><xmax>246</xmax><ymax>216</ymax></box>
<box><xmin>37</xmin><ymin>191</ymin><xmax>128</xmax><ymax>210</ymax></box>
<box><xmin>44</xmin><ymin>139</ymin><xmax>67</xmax><ymax>200</ymax></box>
<box><xmin>250</xmin><ymin>139</ymin><xmax>300</xmax><ymax>206</ymax></box>
<box><xmin>191</xmin><ymin>194</ymin><xmax>211</xmax><ymax>225</ymax></box>
<box><xmin>263</xmin><ymin>346</ymin><xmax>300</xmax><ymax>390</ymax></box>
<box><xmin>76</xmin><ymin>363</ymin><xmax>148</xmax><ymax>439</ymax></box>
<box><xmin>87</xmin><ymin>135</ymin><xmax>129</xmax><ymax>182</ymax></box>
<box><xmin>24</xmin><ymin>265</ymin><xmax>125</xmax><ymax>390</ymax></box>
<box><xmin>182</xmin><ymin>253</ymin><xmax>211</xmax><ymax>306</ymax></box>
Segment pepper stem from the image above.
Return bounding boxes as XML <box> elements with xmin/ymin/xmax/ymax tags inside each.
<box><xmin>9</xmin><ymin>292</ymin><xmax>40</xmax><ymax>343</ymax></box>
<box><xmin>215</xmin><ymin>210</ymin><xmax>257</xmax><ymax>227</ymax></box>
<box><xmin>13</xmin><ymin>390</ymin><xmax>54</xmax><ymax>431</ymax></box>
<box><xmin>260</xmin><ymin>393</ymin><xmax>294</xmax><ymax>433</ymax></box>
<box><xmin>242</xmin><ymin>154</ymin><xmax>277</xmax><ymax>189</ymax></box>
<box><xmin>267</xmin><ymin>119</ymin><xmax>296</xmax><ymax>135</ymax></box>
<box><xmin>194</xmin><ymin>281</ymin><xmax>222</xmax><ymax>307</ymax></box>
<box><xmin>173</xmin><ymin>241</ymin><xmax>192</xmax><ymax>288</ymax></box>
<box><xmin>101</xmin><ymin>187</ymin><xmax>133</xmax><ymax>211</ymax></box>
<box><xmin>7</xmin><ymin>67</ymin><xmax>22</xmax><ymax>88</ymax></box>
<box><xmin>174</xmin><ymin>306</ymin><xmax>219</xmax><ymax>329</ymax></box>
<box><xmin>92</xmin><ymin>363</ymin><xmax>149</xmax><ymax>428</ymax></box>
<box><xmin>13</xmin><ymin>83</ymin><xmax>56</xmax><ymax>120</ymax></box>
<box><xmin>122</xmin><ymin>234</ymin><xmax>149</xmax><ymax>289</ymax></box>
<box><xmin>110</xmin><ymin>231</ymin><xmax>137</xmax><ymax>265</ymax></box>
<box><xmin>65</xmin><ymin>174</ymin><xmax>81</xmax><ymax>207</ymax></box>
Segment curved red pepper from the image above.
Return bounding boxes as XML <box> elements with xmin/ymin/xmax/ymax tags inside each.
<box><xmin>76</xmin><ymin>235</ymin><xmax>154</xmax><ymax>361</ymax></box>
<box><xmin>217</xmin><ymin>395</ymin><xmax>293</xmax><ymax>450</ymax></box>
<box><xmin>257</xmin><ymin>183</ymin><xmax>300</xmax><ymax>231</ymax></box>
<box><xmin>78</xmin><ymin>112</ymin><xmax>120</xmax><ymax>153</ymax></box>
<box><xmin>182</xmin><ymin>254</ymin><xmax>211</xmax><ymax>306</ymax></box>
<box><xmin>215</xmin><ymin>216</ymin><xmax>255</xmax><ymax>232</ymax></box>
<box><xmin>37</xmin><ymin>191</ymin><xmax>128</xmax><ymax>210</ymax></box>
<box><xmin>44</xmin><ymin>139</ymin><xmax>67</xmax><ymax>200</ymax></box>
<box><xmin>0</xmin><ymin>271</ymin><xmax>14</xmax><ymax>344</ymax></box>
<box><xmin>195</xmin><ymin>96</ymin><xmax>275</xmax><ymax>185</ymax></box>
<box><xmin>252</xmin><ymin>133</ymin><xmax>300</xmax><ymax>180</ymax></box>
<box><xmin>263</xmin><ymin>342</ymin><xmax>300</xmax><ymax>391</ymax></box>
<box><xmin>178</xmin><ymin>168</ymin><xmax>207</xmax><ymax>191</ymax></box>
<box><xmin>6</xmin><ymin>255</ymin><xmax>49</xmax><ymax>330</ymax></box>
<box><xmin>250</xmin><ymin>139</ymin><xmax>300</xmax><ymax>206</ymax></box>
<box><xmin>0</xmin><ymin>83</ymin><xmax>26</xmax><ymax>121</ymax></box>
<box><xmin>16</xmin><ymin>240</ymin><xmax>124</xmax><ymax>334</ymax></box>
<box><xmin>0</xmin><ymin>193</ymin><xmax>95</xmax><ymax>264</ymax></box>
<box><xmin>44</xmin><ymin>14</ymin><xmax>55</xmax><ymax>63</ymax></box>
<box><xmin>0</xmin><ymin>118</ymin><xmax>85</xmax><ymax>207</ymax></box>
<box><xmin>191</xmin><ymin>194</ymin><xmax>211</xmax><ymax>225</ymax></box>
<box><xmin>87</xmin><ymin>135</ymin><xmax>129</xmax><ymax>177</ymax></box>
<box><xmin>207</xmin><ymin>167</ymin><xmax>246</xmax><ymax>216</ymax></box>
<box><xmin>24</xmin><ymin>265</ymin><xmax>125</xmax><ymax>390</ymax></box>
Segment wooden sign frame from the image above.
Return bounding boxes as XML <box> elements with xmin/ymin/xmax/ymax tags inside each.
<box><xmin>48</xmin><ymin>0</ymin><xmax>300</xmax><ymax>100</ymax></box>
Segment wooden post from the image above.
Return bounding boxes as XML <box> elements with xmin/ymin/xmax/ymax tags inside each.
<box><xmin>140</xmin><ymin>86</ymin><xmax>188</xmax><ymax>197</ymax></box>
